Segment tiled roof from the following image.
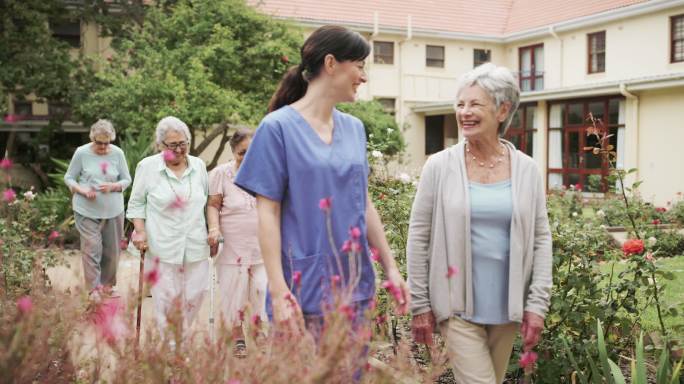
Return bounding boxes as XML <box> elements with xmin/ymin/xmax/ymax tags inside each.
<box><xmin>248</xmin><ymin>0</ymin><xmax>650</xmax><ymax>36</ymax></box>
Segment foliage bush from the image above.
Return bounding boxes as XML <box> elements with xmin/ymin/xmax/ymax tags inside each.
<box><xmin>338</xmin><ymin>100</ymin><xmax>406</xmax><ymax>157</ymax></box>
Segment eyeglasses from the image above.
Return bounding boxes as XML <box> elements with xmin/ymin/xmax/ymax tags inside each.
<box><xmin>94</xmin><ymin>140</ymin><xmax>111</xmax><ymax>146</ymax></box>
<box><xmin>163</xmin><ymin>141</ymin><xmax>189</xmax><ymax>151</ymax></box>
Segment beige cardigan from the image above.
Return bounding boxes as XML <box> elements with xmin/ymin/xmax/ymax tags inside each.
<box><xmin>406</xmin><ymin>140</ymin><xmax>552</xmax><ymax>324</ymax></box>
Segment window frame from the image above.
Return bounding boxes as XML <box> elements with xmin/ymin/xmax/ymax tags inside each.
<box><xmin>518</xmin><ymin>43</ymin><xmax>544</xmax><ymax>91</ymax></box>
<box><xmin>671</xmin><ymin>14</ymin><xmax>684</xmax><ymax>63</ymax></box>
<box><xmin>473</xmin><ymin>48</ymin><xmax>491</xmax><ymax>67</ymax></box>
<box><xmin>426</xmin><ymin>45</ymin><xmax>445</xmax><ymax>68</ymax></box>
<box><xmin>373</xmin><ymin>41</ymin><xmax>394</xmax><ymax>65</ymax></box>
<box><xmin>587</xmin><ymin>31</ymin><xmax>606</xmax><ymax>73</ymax></box>
<box><xmin>504</xmin><ymin>103</ymin><xmax>537</xmax><ymax>157</ymax></box>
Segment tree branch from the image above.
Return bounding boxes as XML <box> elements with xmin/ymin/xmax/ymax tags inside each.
<box><xmin>192</xmin><ymin>122</ymin><xmax>251</xmax><ymax>156</ymax></box>
<box><xmin>207</xmin><ymin>126</ymin><xmax>230</xmax><ymax>171</ymax></box>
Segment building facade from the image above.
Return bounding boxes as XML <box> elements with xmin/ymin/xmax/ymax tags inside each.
<box><xmin>251</xmin><ymin>0</ymin><xmax>684</xmax><ymax>205</ymax></box>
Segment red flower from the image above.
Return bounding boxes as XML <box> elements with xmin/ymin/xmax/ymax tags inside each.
<box><xmin>293</xmin><ymin>270</ymin><xmax>302</xmax><ymax>287</ymax></box>
<box><xmin>519</xmin><ymin>351</ymin><xmax>538</xmax><ymax>371</ymax></box>
<box><xmin>318</xmin><ymin>197</ymin><xmax>332</xmax><ymax>212</ymax></box>
<box><xmin>251</xmin><ymin>314</ymin><xmax>262</xmax><ymax>327</ymax></box>
<box><xmin>3</xmin><ymin>188</ymin><xmax>16</xmax><ymax>203</ymax></box>
<box><xmin>349</xmin><ymin>226</ymin><xmax>361</xmax><ymax>239</ymax></box>
<box><xmin>48</xmin><ymin>230</ymin><xmax>60</xmax><ymax>242</ymax></box>
<box><xmin>446</xmin><ymin>265</ymin><xmax>459</xmax><ymax>279</ymax></box>
<box><xmin>622</xmin><ymin>239</ymin><xmax>645</xmax><ymax>256</ymax></box>
<box><xmin>574</xmin><ymin>183</ymin><xmax>583</xmax><ymax>191</ymax></box>
<box><xmin>375</xmin><ymin>314</ymin><xmax>386</xmax><ymax>325</ymax></box>
<box><xmin>652</xmin><ymin>219</ymin><xmax>661</xmax><ymax>225</ymax></box>
<box><xmin>338</xmin><ymin>304</ymin><xmax>355</xmax><ymax>321</ymax></box>
<box><xmin>655</xmin><ymin>207</ymin><xmax>667</xmax><ymax>213</ymax></box>
<box><xmin>0</xmin><ymin>158</ymin><xmax>12</xmax><ymax>170</ymax></box>
<box><xmin>16</xmin><ymin>296</ymin><xmax>33</xmax><ymax>315</ymax></box>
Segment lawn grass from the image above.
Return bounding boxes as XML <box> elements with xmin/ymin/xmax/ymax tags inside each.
<box><xmin>599</xmin><ymin>255</ymin><xmax>684</xmax><ymax>335</ymax></box>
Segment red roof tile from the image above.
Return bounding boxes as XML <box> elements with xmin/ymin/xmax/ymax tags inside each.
<box><xmin>248</xmin><ymin>0</ymin><xmax>650</xmax><ymax>36</ymax></box>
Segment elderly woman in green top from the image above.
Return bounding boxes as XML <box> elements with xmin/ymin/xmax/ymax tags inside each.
<box><xmin>407</xmin><ymin>63</ymin><xmax>552</xmax><ymax>384</ymax></box>
<box><xmin>65</xmin><ymin>119</ymin><xmax>131</xmax><ymax>299</ymax></box>
<box><xmin>127</xmin><ymin>116</ymin><xmax>209</xmax><ymax>339</ymax></box>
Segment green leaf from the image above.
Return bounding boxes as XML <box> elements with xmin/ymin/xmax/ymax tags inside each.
<box><xmin>634</xmin><ymin>333</ymin><xmax>647</xmax><ymax>384</ymax></box>
<box><xmin>608</xmin><ymin>359</ymin><xmax>626</xmax><ymax>384</ymax></box>
<box><xmin>656</xmin><ymin>347</ymin><xmax>670</xmax><ymax>384</ymax></box>
<box><xmin>597</xmin><ymin>320</ymin><xmax>615</xmax><ymax>384</ymax></box>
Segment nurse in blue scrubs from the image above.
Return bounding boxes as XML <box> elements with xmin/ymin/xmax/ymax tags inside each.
<box><xmin>235</xmin><ymin>25</ymin><xmax>409</xmax><ymax>330</ymax></box>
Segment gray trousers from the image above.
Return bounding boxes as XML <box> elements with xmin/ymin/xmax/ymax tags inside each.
<box><xmin>74</xmin><ymin>212</ymin><xmax>124</xmax><ymax>291</ymax></box>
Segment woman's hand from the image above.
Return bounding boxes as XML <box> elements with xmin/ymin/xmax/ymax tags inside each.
<box><xmin>207</xmin><ymin>228</ymin><xmax>221</xmax><ymax>247</ymax></box>
<box><xmin>96</xmin><ymin>183</ymin><xmax>119</xmax><ymax>193</ymax></box>
<box><xmin>271</xmin><ymin>290</ymin><xmax>304</xmax><ymax>335</ymax></box>
<box><xmin>131</xmin><ymin>230</ymin><xmax>147</xmax><ymax>251</ymax></box>
<box><xmin>386</xmin><ymin>268</ymin><xmax>410</xmax><ymax>315</ymax></box>
<box><xmin>521</xmin><ymin>311</ymin><xmax>545</xmax><ymax>351</ymax></box>
<box><xmin>411</xmin><ymin>311</ymin><xmax>436</xmax><ymax>345</ymax></box>
<box><xmin>78</xmin><ymin>186</ymin><xmax>96</xmax><ymax>200</ymax></box>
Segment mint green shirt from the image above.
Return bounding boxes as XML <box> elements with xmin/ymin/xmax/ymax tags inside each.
<box><xmin>64</xmin><ymin>144</ymin><xmax>131</xmax><ymax>219</ymax></box>
<box><xmin>126</xmin><ymin>153</ymin><xmax>209</xmax><ymax>264</ymax></box>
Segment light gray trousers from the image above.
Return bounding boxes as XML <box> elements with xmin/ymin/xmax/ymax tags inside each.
<box><xmin>74</xmin><ymin>212</ymin><xmax>124</xmax><ymax>291</ymax></box>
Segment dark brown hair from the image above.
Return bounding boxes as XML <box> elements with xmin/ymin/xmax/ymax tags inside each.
<box><xmin>267</xmin><ymin>25</ymin><xmax>370</xmax><ymax>112</ymax></box>
<box><xmin>230</xmin><ymin>128</ymin><xmax>253</xmax><ymax>151</ymax></box>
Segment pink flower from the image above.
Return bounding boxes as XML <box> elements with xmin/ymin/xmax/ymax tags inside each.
<box><xmin>144</xmin><ymin>257</ymin><xmax>160</xmax><ymax>286</ymax></box>
<box><xmin>3</xmin><ymin>114</ymin><xmax>19</xmax><ymax>123</ymax></box>
<box><xmin>162</xmin><ymin>149</ymin><xmax>176</xmax><ymax>162</ymax></box>
<box><xmin>645</xmin><ymin>252</ymin><xmax>655</xmax><ymax>262</ymax></box>
<box><xmin>519</xmin><ymin>351</ymin><xmax>538</xmax><ymax>371</ymax></box>
<box><xmin>375</xmin><ymin>314</ymin><xmax>386</xmax><ymax>325</ymax></box>
<box><xmin>16</xmin><ymin>296</ymin><xmax>33</xmax><ymax>315</ymax></box>
<box><xmin>3</xmin><ymin>188</ymin><xmax>16</xmax><ymax>202</ymax></box>
<box><xmin>318</xmin><ymin>197</ymin><xmax>332</xmax><ymax>212</ymax></box>
<box><xmin>168</xmin><ymin>195</ymin><xmax>187</xmax><ymax>210</ymax></box>
<box><xmin>100</xmin><ymin>161</ymin><xmax>109</xmax><ymax>175</ymax></box>
<box><xmin>338</xmin><ymin>304</ymin><xmax>355</xmax><ymax>321</ymax></box>
<box><xmin>446</xmin><ymin>265</ymin><xmax>459</xmax><ymax>279</ymax></box>
<box><xmin>238</xmin><ymin>309</ymin><xmax>245</xmax><ymax>322</ymax></box>
<box><xmin>251</xmin><ymin>314</ymin><xmax>262</xmax><ymax>327</ymax></box>
<box><xmin>655</xmin><ymin>207</ymin><xmax>667</xmax><ymax>213</ymax></box>
<box><xmin>293</xmin><ymin>270</ymin><xmax>302</xmax><ymax>287</ymax></box>
<box><xmin>0</xmin><ymin>158</ymin><xmax>12</xmax><ymax>170</ymax></box>
<box><xmin>370</xmin><ymin>247</ymin><xmax>380</xmax><ymax>262</ymax></box>
<box><xmin>349</xmin><ymin>226</ymin><xmax>361</xmax><ymax>239</ymax></box>
<box><xmin>93</xmin><ymin>299</ymin><xmax>128</xmax><ymax>345</ymax></box>
<box><xmin>48</xmin><ymin>230</ymin><xmax>60</xmax><ymax>242</ymax></box>
<box><xmin>652</xmin><ymin>219</ymin><xmax>661</xmax><ymax>225</ymax></box>
<box><xmin>331</xmin><ymin>275</ymin><xmax>341</xmax><ymax>285</ymax></box>
<box><xmin>574</xmin><ymin>183</ymin><xmax>583</xmax><ymax>191</ymax></box>
<box><xmin>381</xmin><ymin>280</ymin><xmax>403</xmax><ymax>303</ymax></box>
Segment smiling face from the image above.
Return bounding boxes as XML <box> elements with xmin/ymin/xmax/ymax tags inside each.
<box><xmin>455</xmin><ymin>85</ymin><xmax>510</xmax><ymax>140</ymax></box>
<box><xmin>330</xmin><ymin>58</ymin><xmax>368</xmax><ymax>103</ymax></box>
<box><xmin>161</xmin><ymin>130</ymin><xmax>189</xmax><ymax>166</ymax></box>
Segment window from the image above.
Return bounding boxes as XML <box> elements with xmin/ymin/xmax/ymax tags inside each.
<box><xmin>426</xmin><ymin>45</ymin><xmax>445</xmax><ymax>68</ymax></box>
<box><xmin>51</xmin><ymin>20</ymin><xmax>81</xmax><ymax>48</ymax></box>
<box><xmin>504</xmin><ymin>104</ymin><xmax>537</xmax><ymax>158</ymax></box>
<box><xmin>588</xmin><ymin>31</ymin><xmax>606</xmax><ymax>73</ymax></box>
<box><xmin>49</xmin><ymin>102</ymin><xmax>72</xmax><ymax>120</ymax></box>
<box><xmin>547</xmin><ymin>97</ymin><xmax>625</xmax><ymax>192</ymax></box>
<box><xmin>373</xmin><ymin>41</ymin><xmax>394</xmax><ymax>64</ymax></box>
<box><xmin>473</xmin><ymin>49</ymin><xmax>491</xmax><ymax>67</ymax></box>
<box><xmin>519</xmin><ymin>44</ymin><xmax>544</xmax><ymax>91</ymax></box>
<box><xmin>375</xmin><ymin>98</ymin><xmax>396</xmax><ymax>116</ymax></box>
<box><xmin>13</xmin><ymin>100</ymin><xmax>32</xmax><ymax>117</ymax></box>
<box><xmin>672</xmin><ymin>14</ymin><xmax>684</xmax><ymax>63</ymax></box>
<box><xmin>425</xmin><ymin>115</ymin><xmax>445</xmax><ymax>155</ymax></box>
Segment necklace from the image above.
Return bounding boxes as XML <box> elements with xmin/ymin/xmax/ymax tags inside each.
<box><xmin>465</xmin><ymin>140</ymin><xmax>506</xmax><ymax>169</ymax></box>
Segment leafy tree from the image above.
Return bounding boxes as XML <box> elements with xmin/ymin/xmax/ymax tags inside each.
<box><xmin>77</xmin><ymin>0</ymin><xmax>302</xmax><ymax>168</ymax></box>
<box><xmin>337</xmin><ymin>100</ymin><xmax>406</xmax><ymax>157</ymax></box>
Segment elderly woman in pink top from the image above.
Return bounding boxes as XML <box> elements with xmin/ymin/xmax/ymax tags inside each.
<box><xmin>206</xmin><ymin>129</ymin><xmax>265</xmax><ymax>355</ymax></box>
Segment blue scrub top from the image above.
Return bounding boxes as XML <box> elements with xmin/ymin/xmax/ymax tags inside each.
<box><xmin>234</xmin><ymin>105</ymin><xmax>376</xmax><ymax>315</ymax></box>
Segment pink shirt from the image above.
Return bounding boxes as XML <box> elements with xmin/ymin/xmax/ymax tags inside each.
<box><xmin>208</xmin><ymin>162</ymin><xmax>262</xmax><ymax>265</ymax></box>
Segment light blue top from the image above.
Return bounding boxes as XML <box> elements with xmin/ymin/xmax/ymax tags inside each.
<box><xmin>64</xmin><ymin>144</ymin><xmax>131</xmax><ymax>219</ymax></box>
<box><xmin>465</xmin><ymin>179</ymin><xmax>512</xmax><ymax>325</ymax></box>
<box><xmin>234</xmin><ymin>105</ymin><xmax>375</xmax><ymax>315</ymax></box>
<box><xmin>126</xmin><ymin>153</ymin><xmax>209</xmax><ymax>264</ymax></box>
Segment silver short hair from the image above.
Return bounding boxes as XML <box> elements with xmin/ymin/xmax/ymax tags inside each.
<box><xmin>89</xmin><ymin>119</ymin><xmax>116</xmax><ymax>141</ymax></box>
<box><xmin>454</xmin><ymin>63</ymin><xmax>521</xmax><ymax>136</ymax></box>
<box><xmin>155</xmin><ymin>116</ymin><xmax>191</xmax><ymax>146</ymax></box>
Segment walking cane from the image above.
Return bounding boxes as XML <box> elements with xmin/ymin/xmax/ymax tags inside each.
<box><xmin>135</xmin><ymin>247</ymin><xmax>146</xmax><ymax>348</ymax></box>
<box><xmin>209</xmin><ymin>237</ymin><xmax>223</xmax><ymax>342</ymax></box>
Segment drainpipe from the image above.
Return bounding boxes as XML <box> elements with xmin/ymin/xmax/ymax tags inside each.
<box><xmin>549</xmin><ymin>25</ymin><xmax>563</xmax><ymax>87</ymax></box>
<box><xmin>619</xmin><ymin>83</ymin><xmax>639</xmax><ymax>180</ymax></box>
<box><xmin>397</xmin><ymin>15</ymin><xmax>412</xmax><ymax>129</ymax></box>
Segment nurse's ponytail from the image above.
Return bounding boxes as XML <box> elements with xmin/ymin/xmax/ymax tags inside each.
<box><xmin>267</xmin><ymin>25</ymin><xmax>370</xmax><ymax>113</ymax></box>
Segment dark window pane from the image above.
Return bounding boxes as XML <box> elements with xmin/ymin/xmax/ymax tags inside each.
<box><xmin>13</xmin><ymin>101</ymin><xmax>32</xmax><ymax>116</ymax></box>
<box><xmin>568</xmin><ymin>173</ymin><xmax>581</xmax><ymax>187</ymax></box>
<box><xmin>51</xmin><ymin>21</ymin><xmax>80</xmax><ymax>48</ymax></box>
<box><xmin>584</xmin><ymin>133</ymin><xmax>603</xmax><ymax>169</ymax></box>
<box><xmin>426</xmin><ymin>45</ymin><xmax>445</xmax><ymax>68</ymax></box>
<box><xmin>510</xmin><ymin>109</ymin><xmax>522</xmax><ymax>129</ymax></box>
<box><xmin>525</xmin><ymin>106</ymin><xmax>536</xmax><ymax>130</ymax></box>
<box><xmin>567</xmin><ymin>103</ymin><xmax>584</xmax><ymax>125</ymax></box>
<box><xmin>568</xmin><ymin>132</ymin><xmax>580</xmax><ymax>168</ymax></box>
<box><xmin>608</xmin><ymin>99</ymin><xmax>620</xmax><ymax>124</ymax></box>
<box><xmin>525</xmin><ymin>131</ymin><xmax>534</xmax><ymax>157</ymax></box>
<box><xmin>373</xmin><ymin>41</ymin><xmax>394</xmax><ymax>64</ymax></box>
<box><xmin>509</xmin><ymin>133</ymin><xmax>521</xmax><ymax>149</ymax></box>
<box><xmin>474</xmin><ymin>49</ymin><xmax>491</xmax><ymax>67</ymax></box>
<box><xmin>425</xmin><ymin>115</ymin><xmax>445</xmax><ymax>155</ymax></box>
<box><xmin>589</xmin><ymin>101</ymin><xmax>604</xmax><ymax>122</ymax></box>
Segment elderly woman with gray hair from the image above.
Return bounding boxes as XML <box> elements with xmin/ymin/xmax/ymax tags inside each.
<box><xmin>407</xmin><ymin>63</ymin><xmax>552</xmax><ymax>383</ymax></box>
<box><xmin>127</xmin><ymin>116</ymin><xmax>210</xmax><ymax>339</ymax></box>
<box><xmin>65</xmin><ymin>119</ymin><xmax>131</xmax><ymax>299</ymax></box>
